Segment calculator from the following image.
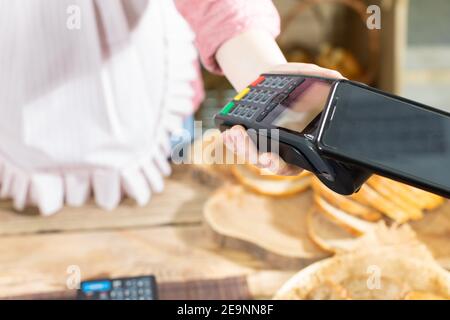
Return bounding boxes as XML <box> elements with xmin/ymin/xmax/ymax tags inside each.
<box><xmin>214</xmin><ymin>74</ymin><xmax>372</xmax><ymax>195</ymax></box>
<box><xmin>77</xmin><ymin>275</ymin><xmax>158</xmax><ymax>300</ymax></box>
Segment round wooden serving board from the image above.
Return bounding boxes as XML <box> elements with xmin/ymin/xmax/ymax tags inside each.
<box><xmin>203</xmin><ymin>181</ymin><xmax>450</xmax><ymax>270</ymax></box>
<box><xmin>204</xmin><ymin>185</ymin><xmax>329</xmax><ymax>269</ymax></box>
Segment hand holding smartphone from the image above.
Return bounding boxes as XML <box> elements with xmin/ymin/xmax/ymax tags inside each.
<box><xmin>214</xmin><ymin>74</ymin><xmax>450</xmax><ymax>198</ymax></box>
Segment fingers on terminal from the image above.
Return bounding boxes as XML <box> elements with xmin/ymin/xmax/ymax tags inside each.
<box><xmin>258</xmin><ymin>152</ymin><xmax>290</xmax><ymax>175</ymax></box>
<box><xmin>223</xmin><ymin>126</ymin><xmax>259</xmax><ymax>164</ymax></box>
<box><xmin>222</xmin><ymin>127</ymin><xmax>304</xmax><ymax>176</ymax></box>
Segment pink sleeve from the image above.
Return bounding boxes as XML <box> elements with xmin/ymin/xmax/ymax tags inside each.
<box><xmin>175</xmin><ymin>0</ymin><xmax>281</xmax><ymax>74</ymax></box>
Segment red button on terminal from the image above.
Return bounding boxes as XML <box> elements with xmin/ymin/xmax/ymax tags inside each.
<box><xmin>250</xmin><ymin>76</ymin><xmax>265</xmax><ymax>87</ymax></box>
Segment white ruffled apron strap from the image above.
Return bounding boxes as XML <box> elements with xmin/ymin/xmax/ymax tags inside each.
<box><xmin>115</xmin><ymin>0</ymin><xmax>196</xmax><ymax>208</ymax></box>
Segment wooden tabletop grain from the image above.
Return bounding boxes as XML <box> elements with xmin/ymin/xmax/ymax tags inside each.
<box><xmin>0</xmin><ymin>165</ymin><xmax>295</xmax><ymax>299</ymax></box>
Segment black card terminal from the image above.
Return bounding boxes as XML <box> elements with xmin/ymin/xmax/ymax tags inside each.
<box><xmin>214</xmin><ymin>74</ymin><xmax>373</xmax><ymax>195</ymax></box>
<box><xmin>77</xmin><ymin>275</ymin><xmax>158</xmax><ymax>300</ymax></box>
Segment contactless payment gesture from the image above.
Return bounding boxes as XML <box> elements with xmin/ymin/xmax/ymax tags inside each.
<box><xmin>214</xmin><ymin>74</ymin><xmax>450</xmax><ymax>198</ymax></box>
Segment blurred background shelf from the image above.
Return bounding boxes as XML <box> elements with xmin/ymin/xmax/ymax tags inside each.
<box><xmin>199</xmin><ymin>0</ymin><xmax>450</xmax><ymax>126</ymax></box>
<box><xmin>197</xmin><ymin>0</ymin><xmax>411</xmax><ymax>128</ymax></box>
<box><xmin>403</xmin><ymin>0</ymin><xmax>450</xmax><ymax>112</ymax></box>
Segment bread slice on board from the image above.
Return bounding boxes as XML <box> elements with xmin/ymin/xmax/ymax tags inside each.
<box><xmin>314</xmin><ymin>195</ymin><xmax>376</xmax><ymax>236</ymax></box>
<box><xmin>306</xmin><ymin>209</ymin><xmax>358</xmax><ymax>254</ymax></box>
<box><xmin>312</xmin><ymin>178</ymin><xmax>381</xmax><ymax>221</ymax></box>
<box><xmin>231</xmin><ymin>165</ymin><xmax>311</xmax><ymax>196</ymax></box>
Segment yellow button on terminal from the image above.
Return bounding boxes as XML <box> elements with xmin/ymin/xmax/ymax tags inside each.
<box><xmin>234</xmin><ymin>87</ymin><xmax>250</xmax><ymax>101</ymax></box>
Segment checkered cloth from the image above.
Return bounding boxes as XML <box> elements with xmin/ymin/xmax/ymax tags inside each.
<box><xmin>6</xmin><ymin>276</ymin><xmax>251</xmax><ymax>300</ymax></box>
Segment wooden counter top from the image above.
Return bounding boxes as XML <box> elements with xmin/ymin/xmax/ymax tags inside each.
<box><xmin>0</xmin><ymin>166</ymin><xmax>294</xmax><ymax>299</ymax></box>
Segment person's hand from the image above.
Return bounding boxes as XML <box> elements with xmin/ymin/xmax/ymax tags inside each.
<box><xmin>222</xmin><ymin>63</ymin><xmax>344</xmax><ymax>176</ymax></box>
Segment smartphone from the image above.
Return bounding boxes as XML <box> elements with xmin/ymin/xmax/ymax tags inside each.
<box><xmin>317</xmin><ymin>81</ymin><xmax>450</xmax><ymax>198</ymax></box>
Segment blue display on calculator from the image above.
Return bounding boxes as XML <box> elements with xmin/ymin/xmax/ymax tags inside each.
<box><xmin>81</xmin><ymin>280</ymin><xmax>112</xmax><ymax>293</ymax></box>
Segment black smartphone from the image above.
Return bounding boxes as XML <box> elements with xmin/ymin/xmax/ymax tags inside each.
<box><xmin>317</xmin><ymin>81</ymin><xmax>450</xmax><ymax>198</ymax></box>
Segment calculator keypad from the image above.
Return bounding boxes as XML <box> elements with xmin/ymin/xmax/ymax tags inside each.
<box><xmin>110</xmin><ymin>277</ymin><xmax>155</xmax><ymax>300</ymax></box>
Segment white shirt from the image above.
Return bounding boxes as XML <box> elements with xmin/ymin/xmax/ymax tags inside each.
<box><xmin>0</xmin><ymin>0</ymin><xmax>197</xmax><ymax>214</ymax></box>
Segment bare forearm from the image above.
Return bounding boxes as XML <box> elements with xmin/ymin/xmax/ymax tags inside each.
<box><xmin>216</xmin><ymin>29</ymin><xmax>287</xmax><ymax>91</ymax></box>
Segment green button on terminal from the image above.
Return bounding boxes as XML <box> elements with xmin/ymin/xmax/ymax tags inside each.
<box><xmin>220</xmin><ymin>101</ymin><xmax>235</xmax><ymax>115</ymax></box>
